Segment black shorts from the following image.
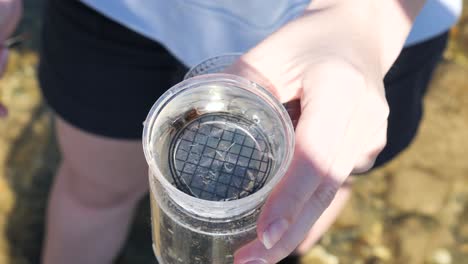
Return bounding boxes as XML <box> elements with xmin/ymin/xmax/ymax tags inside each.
<box><xmin>38</xmin><ymin>0</ymin><xmax>449</xmax><ymax>168</ymax></box>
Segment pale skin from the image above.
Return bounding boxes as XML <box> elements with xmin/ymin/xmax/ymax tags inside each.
<box><xmin>232</xmin><ymin>1</ymin><xmax>427</xmax><ymax>263</ymax></box>
<box><xmin>0</xmin><ymin>1</ymin><xmax>426</xmax><ymax>264</ymax></box>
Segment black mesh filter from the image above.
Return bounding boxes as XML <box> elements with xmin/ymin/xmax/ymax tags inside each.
<box><xmin>169</xmin><ymin>112</ymin><xmax>273</xmax><ymax>201</ymax></box>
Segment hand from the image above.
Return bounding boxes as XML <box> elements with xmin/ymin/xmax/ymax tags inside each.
<box><xmin>0</xmin><ymin>0</ymin><xmax>22</xmax><ymax>116</ymax></box>
<box><xmin>229</xmin><ymin>1</ymin><xmax>422</xmax><ymax>263</ymax></box>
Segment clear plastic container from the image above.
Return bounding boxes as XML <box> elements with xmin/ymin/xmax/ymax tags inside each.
<box><xmin>184</xmin><ymin>53</ymin><xmax>241</xmax><ymax>79</ymax></box>
<box><xmin>143</xmin><ymin>55</ymin><xmax>294</xmax><ymax>264</ymax></box>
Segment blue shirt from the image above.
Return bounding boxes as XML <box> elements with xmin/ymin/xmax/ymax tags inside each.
<box><xmin>80</xmin><ymin>0</ymin><xmax>462</xmax><ymax>66</ymax></box>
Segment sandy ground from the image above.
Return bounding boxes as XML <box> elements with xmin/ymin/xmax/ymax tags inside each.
<box><xmin>0</xmin><ymin>1</ymin><xmax>467</xmax><ymax>263</ymax></box>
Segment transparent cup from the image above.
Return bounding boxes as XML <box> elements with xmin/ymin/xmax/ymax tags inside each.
<box><xmin>184</xmin><ymin>53</ymin><xmax>241</xmax><ymax>79</ymax></box>
<box><xmin>143</xmin><ymin>55</ymin><xmax>295</xmax><ymax>264</ymax></box>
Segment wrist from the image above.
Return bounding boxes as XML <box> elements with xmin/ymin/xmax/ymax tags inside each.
<box><xmin>305</xmin><ymin>0</ymin><xmax>426</xmax><ymax>74</ymax></box>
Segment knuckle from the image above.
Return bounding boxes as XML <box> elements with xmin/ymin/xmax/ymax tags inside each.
<box><xmin>366</xmin><ymin>134</ymin><xmax>387</xmax><ymax>158</ymax></box>
<box><xmin>365</xmin><ymin>92</ymin><xmax>390</xmax><ymax>120</ymax></box>
<box><xmin>314</xmin><ymin>182</ymin><xmax>339</xmax><ymax>209</ymax></box>
<box><xmin>375</xmin><ymin>135</ymin><xmax>387</xmax><ymax>153</ymax></box>
<box><xmin>352</xmin><ymin>157</ymin><xmax>376</xmax><ymax>174</ymax></box>
<box><xmin>370</xmin><ymin>126</ymin><xmax>388</xmax><ymax>155</ymax></box>
<box><xmin>283</xmin><ymin>189</ymin><xmax>306</xmax><ymax>217</ymax></box>
<box><xmin>305</xmin><ymin>57</ymin><xmax>368</xmax><ymax>89</ymax></box>
<box><xmin>381</xmin><ymin>101</ymin><xmax>390</xmax><ymax>118</ymax></box>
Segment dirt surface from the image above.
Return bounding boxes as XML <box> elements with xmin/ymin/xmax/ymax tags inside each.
<box><xmin>0</xmin><ymin>1</ymin><xmax>467</xmax><ymax>263</ymax></box>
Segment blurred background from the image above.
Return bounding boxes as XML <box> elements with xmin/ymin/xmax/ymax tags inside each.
<box><xmin>0</xmin><ymin>1</ymin><xmax>467</xmax><ymax>263</ymax></box>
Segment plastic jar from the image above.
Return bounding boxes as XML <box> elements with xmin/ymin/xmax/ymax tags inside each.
<box><xmin>143</xmin><ymin>56</ymin><xmax>294</xmax><ymax>264</ymax></box>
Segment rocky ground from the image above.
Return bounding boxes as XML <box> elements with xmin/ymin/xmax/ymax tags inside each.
<box><xmin>0</xmin><ymin>1</ymin><xmax>467</xmax><ymax>264</ymax></box>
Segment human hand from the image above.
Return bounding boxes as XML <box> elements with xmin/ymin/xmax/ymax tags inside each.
<box><xmin>229</xmin><ymin>1</ymin><xmax>423</xmax><ymax>263</ymax></box>
<box><xmin>0</xmin><ymin>0</ymin><xmax>22</xmax><ymax>116</ymax></box>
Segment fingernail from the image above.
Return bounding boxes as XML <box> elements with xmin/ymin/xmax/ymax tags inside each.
<box><xmin>261</xmin><ymin>218</ymin><xmax>289</xmax><ymax>249</ymax></box>
<box><xmin>242</xmin><ymin>259</ymin><xmax>267</xmax><ymax>264</ymax></box>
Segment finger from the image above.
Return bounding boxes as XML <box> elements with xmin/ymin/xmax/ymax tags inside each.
<box><xmin>234</xmin><ymin>239</ymin><xmax>268</xmax><ymax>264</ymax></box>
<box><xmin>226</xmin><ymin>58</ymin><xmax>302</xmax><ymax>127</ymax></box>
<box><xmin>352</xmin><ymin>121</ymin><xmax>388</xmax><ymax>174</ymax></box>
<box><xmin>235</xmin><ymin>180</ymin><xmax>349</xmax><ymax>264</ymax></box>
<box><xmin>267</xmin><ymin>180</ymin><xmax>344</xmax><ymax>263</ymax></box>
<box><xmin>255</xmin><ymin>70</ymin><xmax>387</xmax><ymax>259</ymax></box>
<box><xmin>224</xmin><ymin>58</ymin><xmax>302</xmax><ymax>103</ymax></box>
<box><xmin>296</xmin><ymin>181</ymin><xmax>352</xmax><ymax>253</ymax></box>
<box><xmin>255</xmin><ymin>60</ymin><xmax>370</xmax><ymax>250</ymax></box>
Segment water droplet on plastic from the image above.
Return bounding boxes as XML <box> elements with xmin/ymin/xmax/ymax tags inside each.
<box><xmin>252</xmin><ymin>115</ymin><xmax>260</xmax><ymax>124</ymax></box>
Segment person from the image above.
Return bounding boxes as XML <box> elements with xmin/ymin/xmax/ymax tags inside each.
<box><xmin>0</xmin><ymin>0</ymin><xmax>462</xmax><ymax>263</ymax></box>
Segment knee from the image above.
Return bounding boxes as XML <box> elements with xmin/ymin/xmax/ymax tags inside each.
<box><xmin>59</xmin><ymin>161</ymin><xmax>147</xmax><ymax>209</ymax></box>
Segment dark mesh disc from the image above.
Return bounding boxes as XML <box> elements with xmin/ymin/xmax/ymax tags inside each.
<box><xmin>169</xmin><ymin>113</ymin><xmax>272</xmax><ymax>201</ymax></box>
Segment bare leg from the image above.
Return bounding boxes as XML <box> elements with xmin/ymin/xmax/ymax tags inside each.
<box><xmin>42</xmin><ymin>117</ymin><xmax>149</xmax><ymax>264</ymax></box>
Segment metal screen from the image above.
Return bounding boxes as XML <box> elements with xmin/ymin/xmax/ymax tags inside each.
<box><xmin>169</xmin><ymin>113</ymin><xmax>272</xmax><ymax>201</ymax></box>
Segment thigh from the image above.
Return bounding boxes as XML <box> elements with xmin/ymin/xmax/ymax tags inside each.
<box><xmin>56</xmin><ymin>116</ymin><xmax>148</xmax><ymax>206</ymax></box>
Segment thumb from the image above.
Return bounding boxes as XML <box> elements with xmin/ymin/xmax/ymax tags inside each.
<box><xmin>224</xmin><ymin>55</ymin><xmax>302</xmax><ymax>105</ymax></box>
<box><xmin>224</xmin><ymin>57</ymin><xmax>302</xmax><ymax>126</ymax></box>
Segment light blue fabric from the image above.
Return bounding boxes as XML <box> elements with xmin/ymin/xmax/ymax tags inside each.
<box><xmin>407</xmin><ymin>0</ymin><xmax>461</xmax><ymax>44</ymax></box>
<box><xmin>80</xmin><ymin>0</ymin><xmax>462</xmax><ymax>67</ymax></box>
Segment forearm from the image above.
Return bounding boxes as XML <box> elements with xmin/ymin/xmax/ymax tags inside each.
<box><xmin>303</xmin><ymin>0</ymin><xmax>427</xmax><ymax>74</ymax></box>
